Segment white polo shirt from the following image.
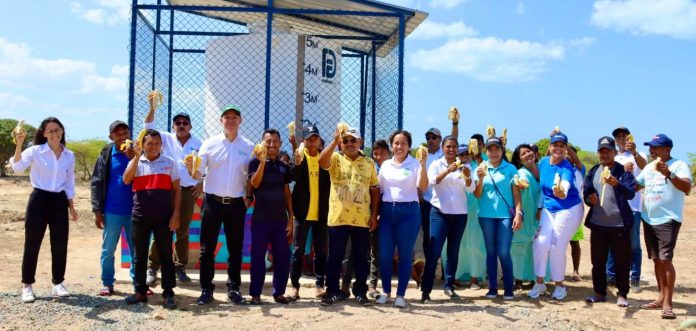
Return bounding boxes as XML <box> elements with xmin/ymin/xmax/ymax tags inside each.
<box><xmin>198</xmin><ymin>133</ymin><xmax>254</xmax><ymax>198</ymax></box>
<box><xmin>10</xmin><ymin>143</ymin><xmax>76</xmax><ymax>199</ymax></box>
<box><xmin>143</xmin><ymin>121</ymin><xmax>202</xmax><ymax>187</ymax></box>
<box><xmin>379</xmin><ymin>155</ymin><xmax>422</xmax><ymax>203</ymax></box>
<box><xmin>428</xmin><ymin>157</ymin><xmax>476</xmax><ymax>214</ymax></box>
<box><xmin>615</xmin><ymin>150</ymin><xmax>648</xmax><ymax>212</ymax></box>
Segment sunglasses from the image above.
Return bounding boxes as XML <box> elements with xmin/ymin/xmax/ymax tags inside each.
<box><xmin>342</xmin><ymin>138</ymin><xmax>357</xmax><ymax>144</ymax></box>
<box><xmin>174</xmin><ymin>121</ymin><xmax>190</xmax><ymax>126</ymax></box>
<box><xmin>425</xmin><ymin>135</ymin><xmax>439</xmax><ymax>141</ymax></box>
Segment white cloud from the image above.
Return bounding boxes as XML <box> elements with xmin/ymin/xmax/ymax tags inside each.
<box><xmin>517</xmin><ymin>2</ymin><xmax>525</xmax><ymax>15</ymax></box>
<box><xmin>409</xmin><ymin>37</ymin><xmax>595</xmax><ymax>83</ymax></box>
<box><xmin>69</xmin><ymin>0</ymin><xmax>130</xmax><ymax>26</ymax></box>
<box><xmin>591</xmin><ymin>0</ymin><xmax>696</xmax><ymax>39</ymax></box>
<box><xmin>430</xmin><ymin>0</ymin><xmax>467</xmax><ymax>9</ymax></box>
<box><xmin>0</xmin><ymin>37</ymin><xmax>127</xmax><ymax>94</ymax></box>
<box><xmin>410</xmin><ymin>20</ymin><xmax>478</xmax><ymax>40</ymax></box>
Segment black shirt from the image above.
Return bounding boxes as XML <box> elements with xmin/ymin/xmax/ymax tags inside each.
<box><xmin>249</xmin><ymin>158</ymin><xmax>291</xmax><ymax>222</ymax></box>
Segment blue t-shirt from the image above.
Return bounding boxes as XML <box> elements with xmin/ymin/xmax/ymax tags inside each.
<box><xmin>637</xmin><ymin>158</ymin><xmax>691</xmax><ymax>225</ymax></box>
<box><xmin>539</xmin><ymin>157</ymin><xmax>582</xmax><ymax>212</ymax></box>
<box><xmin>104</xmin><ymin>145</ymin><xmax>134</xmax><ymax>215</ymax></box>
<box><xmin>478</xmin><ymin>160</ymin><xmax>517</xmax><ymax>219</ymax></box>
<box><xmin>249</xmin><ymin>158</ymin><xmax>292</xmax><ymax>222</ymax></box>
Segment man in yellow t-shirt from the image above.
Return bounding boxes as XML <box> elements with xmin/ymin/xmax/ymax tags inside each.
<box><xmin>288</xmin><ymin>122</ymin><xmax>331</xmax><ymax>300</ymax></box>
<box><xmin>318</xmin><ymin>126</ymin><xmax>379</xmax><ymax>306</ymax></box>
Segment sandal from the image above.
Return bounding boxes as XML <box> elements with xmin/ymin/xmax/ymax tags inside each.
<box><xmin>585</xmin><ymin>295</ymin><xmax>607</xmax><ymax>303</ymax></box>
<box><xmin>97</xmin><ymin>286</ymin><xmax>114</xmax><ymax>296</ymax></box>
<box><xmin>640</xmin><ymin>302</ymin><xmax>663</xmax><ymax>310</ymax></box>
<box><xmin>661</xmin><ymin>308</ymin><xmax>676</xmax><ymax>319</ymax></box>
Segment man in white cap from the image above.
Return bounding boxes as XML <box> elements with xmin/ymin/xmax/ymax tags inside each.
<box><xmin>318</xmin><ymin>126</ymin><xmax>379</xmax><ymax>306</ymax></box>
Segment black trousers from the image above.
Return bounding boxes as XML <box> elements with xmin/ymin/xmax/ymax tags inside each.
<box><xmin>290</xmin><ymin>219</ymin><xmax>328</xmax><ymax>288</ymax></box>
<box><xmin>22</xmin><ymin>189</ymin><xmax>69</xmax><ymax>285</ymax></box>
<box><xmin>198</xmin><ymin>195</ymin><xmax>246</xmax><ymax>292</ymax></box>
<box><xmin>132</xmin><ymin>216</ymin><xmax>175</xmax><ymax>296</ymax></box>
<box><xmin>591</xmin><ymin>225</ymin><xmax>631</xmax><ymax>297</ymax></box>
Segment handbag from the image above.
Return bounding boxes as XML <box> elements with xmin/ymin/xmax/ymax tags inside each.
<box><xmin>488</xmin><ymin>170</ymin><xmax>516</xmax><ymax>218</ymax></box>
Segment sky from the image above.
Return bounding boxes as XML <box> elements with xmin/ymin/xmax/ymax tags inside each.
<box><xmin>1</xmin><ymin>0</ymin><xmax>695</xmax><ymax>161</ymax></box>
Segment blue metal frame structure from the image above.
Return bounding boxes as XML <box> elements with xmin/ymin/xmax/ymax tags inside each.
<box><xmin>127</xmin><ymin>0</ymin><xmax>412</xmax><ymax>143</ymax></box>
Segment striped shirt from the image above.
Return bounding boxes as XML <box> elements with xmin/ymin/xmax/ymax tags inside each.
<box><xmin>132</xmin><ymin>154</ymin><xmax>180</xmax><ymax>219</ymax></box>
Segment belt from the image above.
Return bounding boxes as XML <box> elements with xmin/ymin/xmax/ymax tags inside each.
<box><xmin>207</xmin><ymin>194</ymin><xmax>243</xmax><ymax>205</ymax></box>
<box><xmin>382</xmin><ymin>201</ymin><xmax>419</xmax><ymax>206</ymax></box>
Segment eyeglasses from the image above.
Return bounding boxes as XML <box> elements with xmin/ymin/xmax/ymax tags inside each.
<box><xmin>342</xmin><ymin>138</ymin><xmax>357</xmax><ymax>144</ymax></box>
<box><xmin>174</xmin><ymin>121</ymin><xmax>190</xmax><ymax>126</ymax></box>
<box><xmin>425</xmin><ymin>135</ymin><xmax>439</xmax><ymax>141</ymax></box>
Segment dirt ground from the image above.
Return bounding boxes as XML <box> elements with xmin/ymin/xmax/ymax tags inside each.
<box><xmin>0</xmin><ymin>176</ymin><xmax>694</xmax><ymax>330</ymax></box>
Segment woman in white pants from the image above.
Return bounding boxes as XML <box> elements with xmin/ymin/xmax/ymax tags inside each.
<box><xmin>529</xmin><ymin>132</ymin><xmax>584</xmax><ymax>300</ymax></box>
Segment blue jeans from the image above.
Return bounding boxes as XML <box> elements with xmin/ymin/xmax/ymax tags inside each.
<box><xmin>378</xmin><ymin>201</ymin><xmax>421</xmax><ymax>297</ymax></box>
<box><xmin>100</xmin><ymin>213</ymin><xmax>134</xmax><ymax>287</ymax></box>
<box><xmin>479</xmin><ymin>217</ymin><xmax>514</xmax><ymax>295</ymax></box>
<box><xmin>326</xmin><ymin>226</ymin><xmax>370</xmax><ymax>296</ymax></box>
<box><xmin>607</xmin><ymin>211</ymin><xmax>642</xmax><ymax>281</ymax></box>
<box><xmin>421</xmin><ymin>207</ymin><xmax>467</xmax><ymax>294</ymax></box>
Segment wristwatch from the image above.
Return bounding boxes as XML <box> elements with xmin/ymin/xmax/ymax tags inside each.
<box><xmin>669</xmin><ymin>172</ymin><xmax>677</xmax><ymax>180</ymax></box>
<box><xmin>516</xmin><ymin>210</ymin><xmax>524</xmax><ymax>217</ymax></box>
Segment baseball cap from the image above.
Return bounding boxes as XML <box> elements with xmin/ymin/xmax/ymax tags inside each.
<box><xmin>425</xmin><ymin>128</ymin><xmax>442</xmax><ymax>137</ymax></box>
<box><xmin>172</xmin><ymin>112</ymin><xmax>191</xmax><ymax>122</ymax></box>
<box><xmin>302</xmin><ymin>122</ymin><xmax>320</xmax><ymax>139</ymax></box>
<box><xmin>612</xmin><ymin>126</ymin><xmax>630</xmax><ymax>137</ymax></box>
<box><xmin>643</xmin><ymin>133</ymin><xmax>673</xmax><ymax>148</ymax></box>
<box><xmin>457</xmin><ymin>144</ymin><xmax>469</xmax><ymax>155</ymax></box>
<box><xmin>485</xmin><ymin>137</ymin><xmax>503</xmax><ymax>149</ymax></box>
<box><xmin>220</xmin><ymin>104</ymin><xmax>241</xmax><ymax>116</ymax></box>
<box><xmin>343</xmin><ymin>127</ymin><xmax>362</xmax><ymax>140</ymax></box>
<box><xmin>550</xmin><ymin>132</ymin><xmax>568</xmax><ymax>144</ymax></box>
<box><xmin>109</xmin><ymin>120</ymin><xmax>129</xmax><ymax>133</ymax></box>
<box><xmin>597</xmin><ymin>136</ymin><xmax>616</xmax><ymax>151</ymax></box>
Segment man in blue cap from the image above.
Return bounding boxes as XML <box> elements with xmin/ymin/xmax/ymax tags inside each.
<box><xmin>635</xmin><ymin>134</ymin><xmax>691</xmax><ymax>319</ymax></box>
<box><xmin>144</xmin><ymin>95</ymin><xmax>203</xmax><ymax>285</ymax></box>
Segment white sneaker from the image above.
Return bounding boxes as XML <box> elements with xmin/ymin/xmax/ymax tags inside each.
<box><xmin>528</xmin><ymin>283</ymin><xmax>546</xmax><ymax>299</ymax></box>
<box><xmin>394</xmin><ymin>296</ymin><xmax>407</xmax><ymax>308</ymax></box>
<box><xmin>375</xmin><ymin>293</ymin><xmax>391</xmax><ymax>304</ymax></box>
<box><xmin>52</xmin><ymin>283</ymin><xmax>70</xmax><ymax>297</ymax></box>
<box><xmin>551</xmin><ymin>285</ymin><xmax>567</xmax><ymax>300</ymax></box>
<box><xmin>146</xmin><ymin>269</ymin><xmax>157</xmax><ymax>287</ymax></box>
<box><xmin>22</xmin><ymin>286</ymin><xmax>35</xmax><ymax>303</ymax></box>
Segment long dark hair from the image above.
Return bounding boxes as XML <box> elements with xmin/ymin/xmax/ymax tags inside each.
<box><xmin>34</xmin><ymin>117</ymin><xmax>66</xmax><ymax>146</ymax></box>
<box><xmin>511</xmin><ymin>143</ymin><xmax>534</xmax><ymax>169</ymax></box>
<box><xmin>388</xmin><ymin>130</ymin><xmax>412</xmax><ymax>148</ymax></box>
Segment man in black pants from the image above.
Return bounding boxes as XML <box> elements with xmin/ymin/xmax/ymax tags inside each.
<box><xmin>288</xmin><ymin>122</ymin><xmax>331</xmax><ymax>300</ymax></box>
<box><xmin>189</xmin><ymin>105</ymin><xmax>254</xmax><ymax>305</ymax></box>
<box><xmin>582</xmin><ymin>136</ymin><xmax>636</xmax><ymax>307</ymax></box>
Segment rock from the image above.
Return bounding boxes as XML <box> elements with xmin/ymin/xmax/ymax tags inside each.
<box><xmin>153</xmin><ymin>313</ymin><xmax>165</xmax><ymax>320</ymax></box>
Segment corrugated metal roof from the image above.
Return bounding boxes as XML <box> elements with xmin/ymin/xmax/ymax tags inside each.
<box><xmin>166</xmin><ymin>0</ymin><xmax>428</xmax><ymax>56</ymax></box>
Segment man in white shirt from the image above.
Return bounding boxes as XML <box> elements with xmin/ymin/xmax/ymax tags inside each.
<box><xmin>188</xmin><ymin>105</ymin><xmax>254</xmax><ymax>305</ymax></box>
<box><xmin>143</xmin><ymin>97</ymin><xmax>203</xmax><ymax>284</ymax></box>
<box><xmin>607</xmin><ymin>126</ymin><xmax>648</xmax><ymax>292</ymax></box>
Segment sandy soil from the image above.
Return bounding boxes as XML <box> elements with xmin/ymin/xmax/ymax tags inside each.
<box><xmin>0</xmin><ymin>176</ymin><xmax>694</xmax><ymax>330</ymax></box>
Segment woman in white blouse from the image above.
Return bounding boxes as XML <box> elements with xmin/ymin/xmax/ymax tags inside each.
<box><xmin>10</xmin><ymin>117</ymin><xmax>78</xmax><ymax>303</ymax></box>
<box><xmin>420</xmin><ymin>136</ymin><xmax>475</xmax><ymax>303</ymax></box>
<box><xmin>375</xmin><ymin>130</ymin><xmax>427</xmax><ymax>308</ymax></box>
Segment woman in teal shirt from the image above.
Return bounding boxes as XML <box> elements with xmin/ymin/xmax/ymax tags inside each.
<box><xmin>474</xmin><ymin>137</ymin><xmax>523</xmax><ymax>299</ymax></box>
<box><xmin>510</xmin><ymin>144</ymin><xmax>540</xmax><ymax>285</ymax></box>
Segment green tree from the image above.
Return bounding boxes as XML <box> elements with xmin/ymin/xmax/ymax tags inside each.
<box><xmin>0</xmin><ymin>119</ymin><xmax>37</xmax><ymax>176</ymax></box>
<box><xmin>533</xmin><ymin>137</ymin><xmax>599</xmax><ymax>168</ymax></box>
<box><xmin>689</xmin><ymin>153</ymin><xmax>696</xmax><ymax>182</ymax></box>
<box><xmin>67</xmin><ymin>139</ymin><xmax>108</xmax><ymax>181</ymax></box>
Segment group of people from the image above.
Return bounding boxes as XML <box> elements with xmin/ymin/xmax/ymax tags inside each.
<box><xmin>9</xmin><ymin>99</ymin><xmax>691</xmax><ymax>319</ymax></box>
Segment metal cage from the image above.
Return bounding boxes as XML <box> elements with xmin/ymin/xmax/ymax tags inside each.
<box><xmin>127</xmin><ymin>0</ymin><xmax>427</xmax><ymax>145</ymax></box>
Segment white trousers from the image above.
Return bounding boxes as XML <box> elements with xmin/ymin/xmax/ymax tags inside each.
<box><xmin>533</xmin><ymin>203</ymin><xmax>584</xmax><ymax>282</ymax></box>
